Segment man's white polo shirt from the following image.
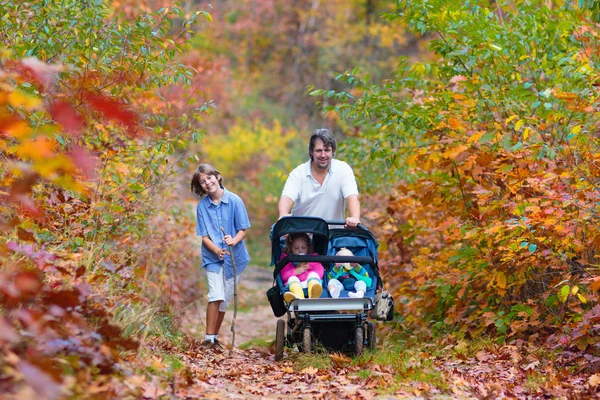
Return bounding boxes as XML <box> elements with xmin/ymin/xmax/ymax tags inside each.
<box><xmin>281</xmin><ymin>159</ymin><xmax>359</xmax><ymax>222</ymax></box>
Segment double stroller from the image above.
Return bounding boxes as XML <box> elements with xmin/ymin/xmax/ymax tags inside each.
<box><xmin>267</xmin><ymin>216</ymin><xmax>392</xmax><ymax>361</ymax></box>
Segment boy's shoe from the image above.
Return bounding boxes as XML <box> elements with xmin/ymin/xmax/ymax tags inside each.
<box><xmin>200</xmin><ymin>339</ymin><xmax>214</xmax><ymax>349</ymax></box>
<box><xmin>212</xmin><ymin>339</ymin><xmax>224</xmax><ymax>350</ymax></box>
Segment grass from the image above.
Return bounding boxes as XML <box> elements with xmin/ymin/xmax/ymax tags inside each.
<box><xmin>238</xmin><ymin>337</ymin><xmax>272</xmax><ymax>350</ymax></box>
<box><xmin>287</xmin><ymin>347</ymin><xmax>334</xmax><ymax>371</ymax></box>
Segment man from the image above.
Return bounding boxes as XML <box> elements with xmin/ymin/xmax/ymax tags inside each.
<box><xmin>278</xmin><ymin>128</ymin><xmax>361</xmax><ymax>228</ymax></box>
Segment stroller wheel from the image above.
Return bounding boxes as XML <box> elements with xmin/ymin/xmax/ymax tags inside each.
<box><xmin>302</xmin><ymin>327</ymin><xmax>312</xmax><ymax>354</ymax></box>
<box><xmin>366</xmin><ymin>321</ymin><xmax>376</xmax><ymax>350</ymax></box>
<box><xmin>275</xmin><ymin>319</ymin><xmax>285</xmax><ymax>361</ymax></box>
<box><xmin>353</xmin><ymin>325</ymin><xmax>364</xmax><ymax>356</ymax></box>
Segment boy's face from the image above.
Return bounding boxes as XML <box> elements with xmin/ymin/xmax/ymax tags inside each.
<box><xmin>291</xmin><ymin>238</ymin><xmax>309</xmax><ymax>255</ymax></box>
<box><xmin>198</xmin><ymin>172</ymin><xmax>220</xmax><ymax>196</ymax></box>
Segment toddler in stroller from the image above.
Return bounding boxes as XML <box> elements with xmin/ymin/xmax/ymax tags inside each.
<box><xmin>279</xmin><ymin>233</ymin><xmax>324</xmax><ymax>302</ymax></box>
<box><xmin>327</xmin><ymin>248</ymin><xmax>372</xmax><ymax>298</ymax></box>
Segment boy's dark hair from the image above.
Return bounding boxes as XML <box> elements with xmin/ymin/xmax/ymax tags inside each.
<box><xmin>308</xmin><ymin>128</ymin><xmax>336</xmax><ymax>160</ymax></box>
<box><xmin>283</xmin><ymin>232</ymin><xmax>312</xmax><ymax>255</ymax></box>
<box><xmin>190</xmin><ymin>163</ymin><xmax>223</xmax><ymax>198</ymax></box>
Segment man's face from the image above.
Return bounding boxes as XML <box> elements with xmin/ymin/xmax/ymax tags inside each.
<box><xmin>310</xmin><ymin>139</ymin><xmax>333</xmax><ymax>170</ymax></box>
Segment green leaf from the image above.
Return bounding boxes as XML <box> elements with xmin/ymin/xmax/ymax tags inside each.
<box><xmin>558</xmin><ymin>285</ymin><xmax>570</xmax><ymax>303</ymax></box>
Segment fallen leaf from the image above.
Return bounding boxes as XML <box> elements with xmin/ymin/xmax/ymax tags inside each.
<box><xmin>301</xmin><ymin>366</ymin><xmax>318</xmax><ymax>375</ymax></box>
<box><xmin>589</xmin><ymin>374</ymin><xmax>600</xmax><ymax>387</ymax></box>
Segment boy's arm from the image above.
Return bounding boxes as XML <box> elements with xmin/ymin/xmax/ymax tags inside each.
<box><xmin>224</xmin><ymin>229</ymin><xmax>246</xmax><ymax>247</ymax></box>
<box><xmin>202</xmin><ymin>236</ymin><xmax>226</xmax><ymax>258</ymax></box>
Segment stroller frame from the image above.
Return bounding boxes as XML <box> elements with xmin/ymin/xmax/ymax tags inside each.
<box><xmin>270</xmin><ymin>216</ymin><xmax>382</xmax><ymax>360</ymax></box>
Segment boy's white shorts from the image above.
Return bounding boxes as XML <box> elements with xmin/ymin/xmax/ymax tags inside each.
<box><xmin>206</xmin><ymin>269</ymin><xmax>240</xmax><ymax>312</ymax></box>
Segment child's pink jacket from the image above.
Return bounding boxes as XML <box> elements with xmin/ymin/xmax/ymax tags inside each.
<box><xmin>279</xmin><ymin>253</ymin><xmax>325</xmax><ymax>286</ymax></box>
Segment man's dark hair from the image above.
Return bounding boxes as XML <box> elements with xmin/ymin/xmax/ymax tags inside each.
<box><xmin>308</xmin><ymin>128</ymin><xmax>336</xmax><ymax>159</ymax></box>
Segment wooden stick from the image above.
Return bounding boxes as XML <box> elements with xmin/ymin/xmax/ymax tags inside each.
<box><xmin>221</xmin><ymin>227</ymin><xmax>237</xmax><ymax>357</ymax></box>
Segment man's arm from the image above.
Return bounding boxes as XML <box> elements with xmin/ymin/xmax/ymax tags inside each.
<box><xmin>278</xmin><ymin>195</ymin><xmax>294</xmax><ymax>219</ymax></box>
<box><xmin>345</xmin><ymin>194</ymin><xmax>361</xmax><ymax>227</ymax></box>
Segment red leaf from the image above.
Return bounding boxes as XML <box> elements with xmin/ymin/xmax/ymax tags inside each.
<box><xmin>10</xmin><ymin>172</ymin><xmax>39</xmax><ymax>196</ymax></box>
<box><xmin>14</xmin><ymin>271</ymin><xmax>42</xmax><ymax>297</ymax></box>
<box><xmin>83</xmin><ymin>92</ymin><xmax>138</xmax><ymax>131</ymax></box>
<box><xmin>69</xmin><ymin>146</ymin><xmax>97</xmax><ymax>179</ymax></box>
<box><xmin>13</xmin><ymin>194</ymin><xmax>43</xmax><ymax>218</ymax></box>
<box><xmin>49</xmin><ymin>100</ymin><xmax>84</xmax><ymax>136</ymax></box>
<box><xmin>0</xmin><ymin>317</ymin><xmax>19</xmax><ymax>343</ymax></box>
<box><xmin>17</xmin><ymin>227</ymin><xmax>36</xmax><ymax>242</ymax></box>
<box><xmin>18</xmin><ymin>361</ymin><xmax>63</xmax><ymax>400</ymax></box>
<box><xmin>43</xmin><ymin>288</ymin><xmax>81</xmax><ymax>308</ymax></box>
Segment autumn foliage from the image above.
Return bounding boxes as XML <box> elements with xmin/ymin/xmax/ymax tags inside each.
<box><xmin>3</xmin><ymin>0</ymin><xmax>600</xmax><ymax>398</ymax></box>
<box><xmin>0</xmin><ymin>1</ymin><xmax>211</xmax><ymax>396</ymax></box>
<box><xmin>319</xmin><ymin>0</ymin><xmax>600</xmax><ymax>351</ymax></box>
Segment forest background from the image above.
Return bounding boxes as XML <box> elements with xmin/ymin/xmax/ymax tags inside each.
<box><xmin>1</xmin><ymin>0</ymin><xmax>600</xmax><ymax>398</ymax></box>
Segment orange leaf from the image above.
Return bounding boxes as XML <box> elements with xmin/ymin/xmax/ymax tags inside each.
<box><xmin>16</xmin><ymin>227</ymin><xmax>35</xmax><ymax>242</ymax></box>
<box><xmin>15</xmin><ymin>137</ymin><xmax>54</xmax><ymax>160</ymax></box>
<box><xmin>589</xmin><ymin>277</ymin><xmax>600</xmax><ymax>292</ymax></box>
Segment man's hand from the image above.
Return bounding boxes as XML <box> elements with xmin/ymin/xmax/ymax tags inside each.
<box><xmin>345</xmin><ymin>217</ymin><xmax>360</xmax><ymax>228</ymax></box>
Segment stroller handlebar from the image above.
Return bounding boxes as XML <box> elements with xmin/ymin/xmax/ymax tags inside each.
<box><xmin>325</xmin><ymin>220</ymin><xmax>369</xmax><ymax>231</ymax></box>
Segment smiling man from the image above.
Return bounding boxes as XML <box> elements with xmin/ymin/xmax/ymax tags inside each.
<box><xmin>278</xmin><ymin>128</ymin><xmax>361</xmax><ymax>228</ymax></box>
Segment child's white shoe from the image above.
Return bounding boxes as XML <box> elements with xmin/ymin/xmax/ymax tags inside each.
<box><xmin>348</xmin><ymin>290</ymin><xmax>365</xmax><ymax>298</ymax></box>
<box><xmin>328</xmin><ymin>285</ymin><xmax>341</xmax><ymax>298</ymax></box>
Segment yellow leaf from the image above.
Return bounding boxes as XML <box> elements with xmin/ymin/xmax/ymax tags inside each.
<box><xmin>515</xmin><ymin>120</ymin><xmax>524</xmax><ymax>131</ymax></box>
<box><xmin>496</xmin><ymin>272</ymin><xmax>507</xmax><ymax>289</ymax></box>
<box><xmin>523</xmin><ymin>127</ymin><xmax>531</xmax><ymax>140</ymax></box>
<box><xmin>505</xmin><ymin>115</ymin><xmax>518</xmax><ymax>124</ymax></box>
<box><xmin>8</xmin><ymin>90</ymin><xmax>42</xmax><ymax>111</ymax></box>
<box><xmin>571</xmin><ymin>286</ymin><xmax>579</xmax><ymax>295</ymax></box>
<box><xmin>442</xmin><ymin>144</ymin><xmax>469</xmax><ymax>159</ymax></box>
<box><xmin>577</xmin><ymin>293</ymin><xmax>587</xmax><ymax>304</ymax></box>
<box><xmin>301</xmin><ymin>366</ymin><xmax>318</xmax><ymax>375</ymax></box>
<box><xmin>151</xmin><ymin>357</ymin><xmax>164</xmax><ymax>369</ymax></box>
<box><xmin>467</xmin><ymin>131</ymin><xmax>485</xmax><ymax>144</ymax></box>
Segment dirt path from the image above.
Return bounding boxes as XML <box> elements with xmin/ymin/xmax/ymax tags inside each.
<box><xmin>181</xmin><ymin>264</ymin><xmax>281</xmax><ymax>349</ymax></box>
<box><xmin>172</xmin><ymin>265</ymin><xmax>387</xmax><ymax>399</ymax></box>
